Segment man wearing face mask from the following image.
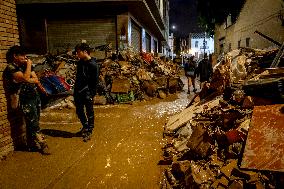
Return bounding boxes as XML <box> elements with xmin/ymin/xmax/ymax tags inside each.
<box><xmin>74</xmin><ymin>43</ymin><xmax>99</xmax><ymax>142</ymax></box>
<box><xmin>5</xmin><ymin>45</ymin><xmax>50</xmax><ymax>155</ymax></box>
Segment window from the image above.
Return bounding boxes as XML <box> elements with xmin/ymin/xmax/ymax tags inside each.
<box><xmin>219</xmin><ymin>37</ymin><xmax>225</xmax><ymax>54</ymax></box>
<box><xmin>226</xmin><ymin>14</ymin><xmax>232</xmax><ymax>28</ymax></box>
<box><xmin>224</xmin><ymin>14</ymin><xmax>232</xmax><ymax>29</ymax></box>
<box><xmin>220</xmin><ymin>44</ymin><xmax>224</xmax><ymax>54</ymax></box>
<box><xmin>195</xmin><ymin>52</ymin><xmax>198</xmax><ymax>58</ymax></box>
<box><xmin>238</xmin><ymin>40</ymin><xmax>241</xmax><ymax>48</ymax></box>
<box><xmin>229</xmin><ymin>43</ymin><xmax>232</xmax><ymax>51</ymax></box>
<box><xmin>246</xmin><ymin>38</ymin><xmax>250</xmax><ymax>47</ymax></box>
<box><xmin>195</xmin><ymin>41</ymin><xmax>198</xmax><ymax>48</ymax></box>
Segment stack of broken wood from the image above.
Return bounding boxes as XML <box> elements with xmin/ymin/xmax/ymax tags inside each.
<box><xmin>160</xmin><ymin>47</ymin><xmax>284</xmax><ymax>188</ymax></box>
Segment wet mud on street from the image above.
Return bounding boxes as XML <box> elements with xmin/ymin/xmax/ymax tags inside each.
<box><xmin>0</xmin><ymin>77</ymin><xmax>195</xmax><ymax>189</ymax></box>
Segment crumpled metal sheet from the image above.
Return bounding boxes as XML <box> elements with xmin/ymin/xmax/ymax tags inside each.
<box><xmin>241</xmin><ymin>104</ymin><xmax>284</xmax><ymax>172</ymax></box>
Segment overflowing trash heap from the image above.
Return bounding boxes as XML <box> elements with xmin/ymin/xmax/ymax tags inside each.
<box><xmin>160</xmin><ymin>47</ymin><xmax>284</xmax><ymax>188</ymax></box>
<box><xmin>31</xmin><ymin>49</ymin><xmax>183</xmax><ymax>109</ymax></box>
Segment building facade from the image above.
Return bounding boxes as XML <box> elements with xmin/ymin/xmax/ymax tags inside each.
<box><xmin>15</xmin><ymin>0</ymin><xmax>170</xmax><ymax>55</ymax></box>
<box><xmin>215</xmin><ymin>0</ymin><xmax>284</xmax><ymax>54</ymax></box>
<box><xmin>168</xmin><ymin>33</ymin><xmax>175</xmax><ymax>59</ymax></box>
<box><xmin>180</xmin><ymin>37</ymin><xmax>189</xmax><ymax>58</ymax></box>
<box><xmin>189</xmin><ymin>33</ymin><xmax>214</xmax><ymax>59</ymax></box>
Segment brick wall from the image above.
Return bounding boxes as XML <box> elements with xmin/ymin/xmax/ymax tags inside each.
<box><xmin>0</xmin><ymin>0</ymin><xmax>23</xmax><ymax>160</ymax></box>
<box><xmin>215</xmin><ymin>0</ymin><xmax>284</xmax><ymax>54</ymax></box>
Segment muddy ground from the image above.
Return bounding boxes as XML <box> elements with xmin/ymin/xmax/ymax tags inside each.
<box><xmin>0</xmin><ymin>76</ymin><xmax>196</xmax><ymax>189</ymax></box>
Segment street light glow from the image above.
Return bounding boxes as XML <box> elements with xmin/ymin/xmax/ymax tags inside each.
<box><xmin>172</xmin><ymin>25</ymin><xmax>176</xmax><ymax>29</ymax></box>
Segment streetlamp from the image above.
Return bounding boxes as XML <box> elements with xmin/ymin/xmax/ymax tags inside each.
<box><xmin>203</xmin><ymin>32</ymin><xmax>206</xmax><ymax>58</ymax></box>
<box><xmin>170</xmin><ymin>25</ymin><xmax>177</xmax><ymax>59</ymax></box>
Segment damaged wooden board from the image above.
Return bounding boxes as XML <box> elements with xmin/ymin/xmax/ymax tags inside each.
<box><xmin>165</xmin><ymin>97</ymin><xmax>221</xmax><ymax>132</ymax></box>
<box><xmin>241</xmin><ymin>104</ymin><xmax>284</xmax><ymax>172</ymax></box>
<box><xmin>111</xmin><ymin>78</ymin><xmax>130</xmax><ymax>93</ymax></box>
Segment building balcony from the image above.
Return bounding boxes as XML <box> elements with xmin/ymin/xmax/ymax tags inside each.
<box><xmin>16</xmin><ymin>0</ymin><xmax>168</xmax><ymax>42</ymax></box>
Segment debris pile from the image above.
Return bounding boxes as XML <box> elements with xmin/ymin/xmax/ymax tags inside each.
<box><xmin>97</xmin><ymin>50</ymin><xmax>183</xmax><ymax>104</ymax></box>
<box><xmin>160</xmin><ymin>47</ymin><xmax>284</xmax><ymax>188</ymax></box>
<box><xmin>32</xmin><ymin>54</ymin><xmax>77</xmax><ymax>88</ymax></box>
<box><xmin>30</xmin><ymin>49</ymin><xmax>183</xmax><ymax>108</ymax></box>
<box><xmin>29</xmin><ymin>54</ymin><xmax>76</xmax><ymax>108</ymax></box>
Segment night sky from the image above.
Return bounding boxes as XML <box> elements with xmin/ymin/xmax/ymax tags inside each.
<box><xmin>169</xmin><ymin>0</ymin><xmax>203</xmax><ymax>37</ymax></box>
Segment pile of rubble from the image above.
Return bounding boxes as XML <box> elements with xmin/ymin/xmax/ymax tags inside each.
<box><xmin>31</xmin><ymin>54</ymin><xmax>77</xmax><ymax>87</ymax></box>
<box><xmin>30</xmin><ymin>49</ymin><xmax>183</xmax><ymax>108</ymax></box>
<box><xmin>97</xmin><ymin>50</ymin><xmax>183</xmax><ymax>104</ymax></box>
<box><xmin>160</xmin><ymin>47</ymin><xmax>284</xmax><ymax>188</ymax></box>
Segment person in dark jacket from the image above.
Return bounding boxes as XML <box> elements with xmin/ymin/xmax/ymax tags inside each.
<box><xmin>195</xmin><ymin>53</ymin><xmax>213</xmax><ymax>90</ymax></box>
<box><xmin>184</xmin><ymin>56</ymin><xmax>197</xmax><ymax>94</ymax></box>
<box><xmin>5</xmin><ymin>45</ymin><xmax>50</xmax><ymax>155</ymax></box>
<box><xmin>74</xmin><ymin>43</ymin><xmax>99</xmax><ymax>142</ymax></box>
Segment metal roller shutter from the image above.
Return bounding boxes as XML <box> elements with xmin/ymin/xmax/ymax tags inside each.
<box><xmin>131</xmin><ymin>21</ymin><xmax>141</xmax><ymax>53</ymax></box>
<box><xmin>153</xmin><ymin>40</ymin><xmax>158</xmax><ymax>54</ymax></box>
<box><xmin>47</xmin><ymin>18</ymin><xmax>116</xmax><ymax>54</ymax></box>
<box><xmin>145</xmin><ymin>33</ymin><xmax>151</xmax><ymax>53</ymax></box>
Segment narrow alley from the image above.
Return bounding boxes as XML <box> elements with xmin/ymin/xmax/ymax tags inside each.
<box><xmin>1</xmin><ymin>0</ymin><xmax>284</xmax><ymax>188</ymax></box>
<box><xmin>0</xmin><ymin>78</ymin><xmax>193</xmax><ymax>189</ymax></box>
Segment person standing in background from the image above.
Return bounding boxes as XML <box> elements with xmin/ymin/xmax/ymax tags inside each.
<box><xmin>184</xmin><ymin>56</ymin><xmax>197</xmax><ymax>94</ymax></box>
<box><xmin>195</xmin><ymin>53</ymin><xmax>213</xmax><ymax>90</ymax></box>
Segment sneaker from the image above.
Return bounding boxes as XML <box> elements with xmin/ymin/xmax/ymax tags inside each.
<box><xmin>75</xmin><ymin>128</ymin><xmax>86</xmax><ymax>137</ymax></box>
<box><xmin>35</xmin><ymin>133</ymin><xmax>51</xmax><ymax>155</ymax></box>
<box><xmin>39</xmin><ymin>142</ymin><xmax>51</xmax><ymax>155</ymax></box>
<box><xmin>83</xmin><ymin>132</ymin><xmax>92</xmax><ymax>142</ymax></box>
<box><xmin>27</xmin><ymin>137</ymin><xmax>40</xmax><ymax>152</ymax></box>
<box><xmin>27</xmin><ymin>145</ymin><xmax>40</xmax><ymax>152</ymax></box>
<box><xmin>35</xmin><ymin>133</ymin><xmax>45</xmax><ymax>143</ymax></box>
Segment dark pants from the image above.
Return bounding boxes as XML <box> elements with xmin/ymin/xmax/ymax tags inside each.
<box><xmin>74</xmin><ymin>92</ymin><xmax>94</xmax><ymax>132</ymax></box>
<box><xmin>20</xmin><ymin>94</ymin><xmax>41</xmax><ymax>145</ymax></box>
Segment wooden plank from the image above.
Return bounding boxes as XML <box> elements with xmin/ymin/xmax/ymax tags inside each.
<box><xmin>241</xmin><ymin>104</ymin><xmax>284</xmax><ymax>172</ymax></box>
<box><xmin>111</xmin><ymin>78</ymin><xmax>130</xmax><ymax>93</ymax></box>
<box><xmin>165</xmin><ymin>98</ymin><xmax>221</xmax><ymax>132</ymax></box>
